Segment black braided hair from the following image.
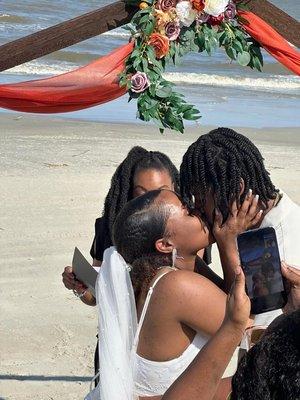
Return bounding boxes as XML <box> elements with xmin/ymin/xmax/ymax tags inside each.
<box><xmin>180</xmin><ymin>127</ymin><xmax>278</xmax><ymax>221</ymax></box>
<box><xmin>101</xmin><ymin>146</ymin><xmax>179</xmax><ymax>251</ymax></box>
<box><xmin>113</xmin><ymin>190</ymin><xmax>172</xmax><ymax>301</ymax></box>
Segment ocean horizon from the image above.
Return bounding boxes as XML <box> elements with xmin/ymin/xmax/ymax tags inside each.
<box><xmin>0</xmin><ymin>0</ymin><xmax>299</xmax><ymax>128</ymax></box>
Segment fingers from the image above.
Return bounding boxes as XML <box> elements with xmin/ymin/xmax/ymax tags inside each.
<box><xmin>233</xmin><ymin>266</ymin><xmax>246</xmax><ymax>298</ymax></box>
<box><xmin>62</xmin><ymin>266</ymin><xmax>76</xmax><ymax>290</ymax></box>
<box><xmin>213</xmin><ymin>208</ymin><xmax>223</xmax><ymax>230</ymax></box>
<box><xmin>248</xmin><ymin>193</ymin><xmax>259</xmax><ymax>216</ymax></box>
<box><xmin>238</xmin><ymin>189</ymin><xmax>253</xmax><ymax>217</ymax></box>
<box><xmin>65</xmin><ymin>266</ymin><xmax>73</xmax><ymax>274</ymax></box>
<box><xmin>74</xmin><ymin>281</ymin><xmax>87</xmax><ymax>292</ymax></box>
<box><xmin>281</xmin><ymin>262</ymin><xmax>300</xmax><ymax>287</ymax></box>
<box><xmin>231</xmin><ymin>200</ymin><xmax>238</xmax><ymax>217</ymax></box>
<box><xmin>250</xmin><ymin>209</ymin><xmax>263</xmax><ymax>227</ymax></box>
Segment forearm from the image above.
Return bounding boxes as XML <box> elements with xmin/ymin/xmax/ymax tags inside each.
<box><xmin>162</xmin><ymin>322</ymin><xmax>243</xmax><ymax>400</ymax></box>
<box><xmin>217</xmin><ymin>241</ymin><xmax>240</xmax><ymax>293</ymax></box>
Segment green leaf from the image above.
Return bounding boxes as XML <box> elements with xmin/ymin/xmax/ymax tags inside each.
<box><xmin>232</xmin><ymin>40</ymin><xmax>244</xmax><ymax>53</ymax></box>
<box><xmin>252</xmin><ymin>55</ymin><xmax>263</xmax><ymax>71</ymax></box>
<box><xmin>237</xmin><ymin>51</ymin><xmax>251</xmax><ymax>66</ymax></box>
<box><xmin>156</xmin><ymin>86</ymin><xmax>172</xmax><ymax>98</ymax></box>
<box><xmin>183</xmin><ymin>110</ymin><xmax>201</xmax><ymax>121</ymax></box>
<box><xmin>142</xmin><ymin>57</ymin><xmax>148</xmax><ymax>72</ymax></box>
<box><xmin>144</xmin><ymin>20</ymin><xmax>155</xmax><ymax>35</ymax></box>
<box><xmin>133</xmin><ymin>58</ymin><xmax>141</xmax><ymax>69</ymax></box>
<box><xmin>225</xmin><ymin>46</ymin><xmax>237</xmax><ymax>60</ymax></box>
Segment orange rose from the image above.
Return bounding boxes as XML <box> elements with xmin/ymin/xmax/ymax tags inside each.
<box><xmin>191</xmin><ymin>0</ymin><xmax>205</xmax><ymax>11</ymax></box>
<box><xmin>148</xmin><ymin>33</ymin><xmax>170</xmax><ymax>59</ymax></box>
<box><xmin>139</xmin><ymin>2</ymin><xmax>149</xmax><ymax>9</ymax></box>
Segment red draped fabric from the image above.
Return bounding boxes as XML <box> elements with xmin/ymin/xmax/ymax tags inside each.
<box><xmin>239</xmin><ymin>10</ymin><xmax>300</xmax><ymax>75</ymax></box>
<box><xmin>0</xmin><ymin>11</ymin><xmax>298</xmax><ymax>114</ymax></box>
<box><xmin>0</xmin><ymin>42</ymin><xmax>133</xmax><ymax>113</ymax></box>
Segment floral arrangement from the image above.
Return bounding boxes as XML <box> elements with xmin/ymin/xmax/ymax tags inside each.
<box><xmin>120</xmin><ymin>0</ymin><xmax>263</xmax><ymax>132</ymax></box>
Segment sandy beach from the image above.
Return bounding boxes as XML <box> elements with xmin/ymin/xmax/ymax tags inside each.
<box><xmin>1</xmin><ymin>113</ymin><xmax>300</xmax><ymax>400</ymax></box>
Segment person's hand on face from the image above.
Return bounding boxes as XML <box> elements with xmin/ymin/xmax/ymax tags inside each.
<box><xmin>281</xmin><ymin>262</ymin><xmax>300</xmax><ymax>312</ymax></box>
<box><xmin>213</xmin><ymin>190</ymin><xmax>262</xmax><ymax>245</ymax></box>
<box><xmin>62</xmin><ymin>266</ymin><xmax>87</xmax><ymax>293</ymax></box>
<box><xmin>224</xmin><ymin>267</ymin><xmax>250</xmax><ymax>334</ymax></box>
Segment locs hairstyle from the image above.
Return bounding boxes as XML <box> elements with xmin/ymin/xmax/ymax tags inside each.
<box><xmin>180</xmin><ymin>127</ymin><xmax>278</xmax><ymax>221</ymax></box>
<box><xmin>101</xmin><ymin>146</ymin><xmax>179</xmax><ymax>250</ymax></box>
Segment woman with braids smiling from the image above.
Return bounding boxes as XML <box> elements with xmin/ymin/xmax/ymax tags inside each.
<box><xmin>180</xmin><ymin>127</ymin><xmax>300</xmax><ymax>325</ymax></box>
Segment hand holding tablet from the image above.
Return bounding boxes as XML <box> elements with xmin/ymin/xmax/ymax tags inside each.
<box><xmin>72</xmin><ymin>247</ymin><xmax>98</xmax><ymax>297</ymax></box>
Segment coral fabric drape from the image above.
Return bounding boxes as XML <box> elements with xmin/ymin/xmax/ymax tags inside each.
<box><xmin>0</xmin><ymin>42</ymin><xmax>133</xmax><ymax>113</ymax></box>
<box><xmin>239</xmin><ymin>10</ymin><xmax>300</xmax><ymax>75</ymax></box>
<box><xmin>0</xmin><ymin>11</ymin><xmax>299</xmax><ymax>114</ymax></box>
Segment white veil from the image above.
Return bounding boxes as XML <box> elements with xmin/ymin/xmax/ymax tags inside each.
<box><xmin>85</xmin><ymin>246</ymin><xmax>138</xmax><ymax>400</ymax></box>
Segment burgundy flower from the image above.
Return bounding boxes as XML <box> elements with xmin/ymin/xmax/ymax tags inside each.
<box><xmin>224</xmin><ymin>1</ymin><xmax>236</xmax><ymax>20</ymax></box>
<box><xmin>165</xmin><ymin>20</ymin><xmax>180</xmax><ymax>41</ymax></box>
<box><xmin>208</xmin><ymin>13</ymin><xmax>224</xmax><ymax>25</ymax></box>
<box><xmin>130</xmin><ymin>72</ymin><xmax>150</xmax><ymax>93</ymax></box>
<box><xmin>156</xmin><ymin>0</ymin><xmax>177</xmax><ymax>11</ymax></box>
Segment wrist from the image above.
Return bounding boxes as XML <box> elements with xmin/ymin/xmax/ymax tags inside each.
<box><xmin>221</xmin><ymin>319</ymin><xmax>246</xmax><ymax>340</ymax></box>
<box><xmin>217</xmin><ymin>237</ymin><xmax>237</xmax><ymax>251</ymax></box>
<box><xmin>73</xmin><ymin>288</ymin><xmax>88</xmax><ymax>299</ymax></box>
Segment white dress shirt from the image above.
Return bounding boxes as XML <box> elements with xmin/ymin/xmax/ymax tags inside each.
<box><xmin>254</xmin><ymin>191</ymin><xmax>300</xmax><ymax>325</ymax></box>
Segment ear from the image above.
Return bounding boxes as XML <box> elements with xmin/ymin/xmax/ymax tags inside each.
<box><xmin>239</xmin><ymin>178</ymin><xmax>245</xmax><ymax>196</ymax></box>
<box><xmin>155</xmin><ymin>237</ymin><xmax>174</xmax><ymax>254</ymax></box>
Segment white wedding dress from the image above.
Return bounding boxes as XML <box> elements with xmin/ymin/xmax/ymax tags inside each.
<box><xmin>85</xmin><ymin>247</ymin><xmax>209</xmax><ymax>399</ymax></box>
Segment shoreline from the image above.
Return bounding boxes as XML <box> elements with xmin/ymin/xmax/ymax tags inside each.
<box><xmin>1</xmin><ymin>112</ymin><xmax>299</xmax><ymax>399</ymax></box>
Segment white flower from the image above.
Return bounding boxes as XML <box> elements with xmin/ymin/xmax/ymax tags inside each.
<box><xmin>204</xmin><ymin>0</ymin><xmax>229</xmax><ymax>17</ymax></box>
<box><xmin>176</xmin><ymin>1</ymin><xmax>197</xmax><ymax>27</ymax></box>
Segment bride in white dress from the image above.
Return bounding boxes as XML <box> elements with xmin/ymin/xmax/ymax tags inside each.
<box><xmin>86</xmin><ymin>189</ymin><xmax>259</xmax><ymax>400</ymax></box>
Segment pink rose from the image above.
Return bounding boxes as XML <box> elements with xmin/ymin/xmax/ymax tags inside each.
<box><xmin>165</xmin><ymin>21</ymin><xmax>180</xmax><ymax>41</ymax></box>
<box><xmin>224</xmin><ymin>1</ymin><xmax>236</xmax><ymax>20</ymax></box>
<box><xmin>156</xmin><ymin>0</ymin><xmax>177</xmax><ymax>11</ymax></box>
<box><xmin>130</xmin><ymin>72</ymin><xmax>150</xmax><ymax>93</ymax></box>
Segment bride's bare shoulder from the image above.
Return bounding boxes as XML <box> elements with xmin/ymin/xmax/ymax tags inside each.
<box><xmin>156</xmin><ymin>269</ymin><xmax>221</xmax><ymax>299</ymax></box>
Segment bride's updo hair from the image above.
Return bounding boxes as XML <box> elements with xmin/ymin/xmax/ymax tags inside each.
<box><xmin>113</xmin><ymin>189</ymin><xmax>172</xmax><ymax>300</ymax></box>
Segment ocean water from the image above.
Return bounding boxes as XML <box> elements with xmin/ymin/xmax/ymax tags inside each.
<box><xmin>0</xmin><ymin>0</ymin><xmax>299</xmax><ymax>128</ymax></box>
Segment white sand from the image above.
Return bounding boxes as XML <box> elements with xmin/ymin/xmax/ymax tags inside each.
<box><xmin>1</xmin><ymin>113</ymin><xmax>300</xmax><ymax>399</ymax></box>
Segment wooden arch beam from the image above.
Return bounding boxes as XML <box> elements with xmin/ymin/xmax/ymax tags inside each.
<box><xmin>0</xmin><ymin>1</ymin><xmax>135</xmax><ymax>72</ymax></box>
<box><xmin>0</xmin><ymin>0</ymin><xmax>299</xmax><ymax>72</ymax></box>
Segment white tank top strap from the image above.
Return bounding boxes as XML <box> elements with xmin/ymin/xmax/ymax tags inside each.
<box><xmin>133</xmin><ymin>269</ymin><xmax>174</xmax><ymax>351</ymax></box>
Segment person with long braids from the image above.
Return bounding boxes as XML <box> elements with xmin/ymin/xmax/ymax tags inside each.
<box><xmin>85</xmin><ymin>188</ymin><xmax>260</xmax><ymax>400</ymax></box>
<box><xmin>180</xmin><ymin>127</ymin><xmax>300</xmax><ymax>325</ymax></box>
<box><xmin>62</xmin><ymin>146</ymin><xmax>214</xmax><ymax>304</ymax></box>
<box><xmin>62</xmin><ymin>146</ymin><xmax>214</xmax><ymax>382</ymax></box>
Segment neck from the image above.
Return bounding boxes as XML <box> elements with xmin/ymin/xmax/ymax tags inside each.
<box><xmin>175</xmin><ymin>254</ymin><xmax>196</xmax><ymax>271</ymax></box>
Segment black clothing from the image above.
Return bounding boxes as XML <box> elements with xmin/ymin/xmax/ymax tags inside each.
<box><xmin>90</xmin><ymin>217</ymin><xmax>111</xmax><ymax>261</ymax></box>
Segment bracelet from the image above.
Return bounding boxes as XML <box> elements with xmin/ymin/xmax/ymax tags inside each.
<box><xmin>73</xmin><ymin>289</ymin><xmax>88</xmax><ymax>299</ymax></box>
